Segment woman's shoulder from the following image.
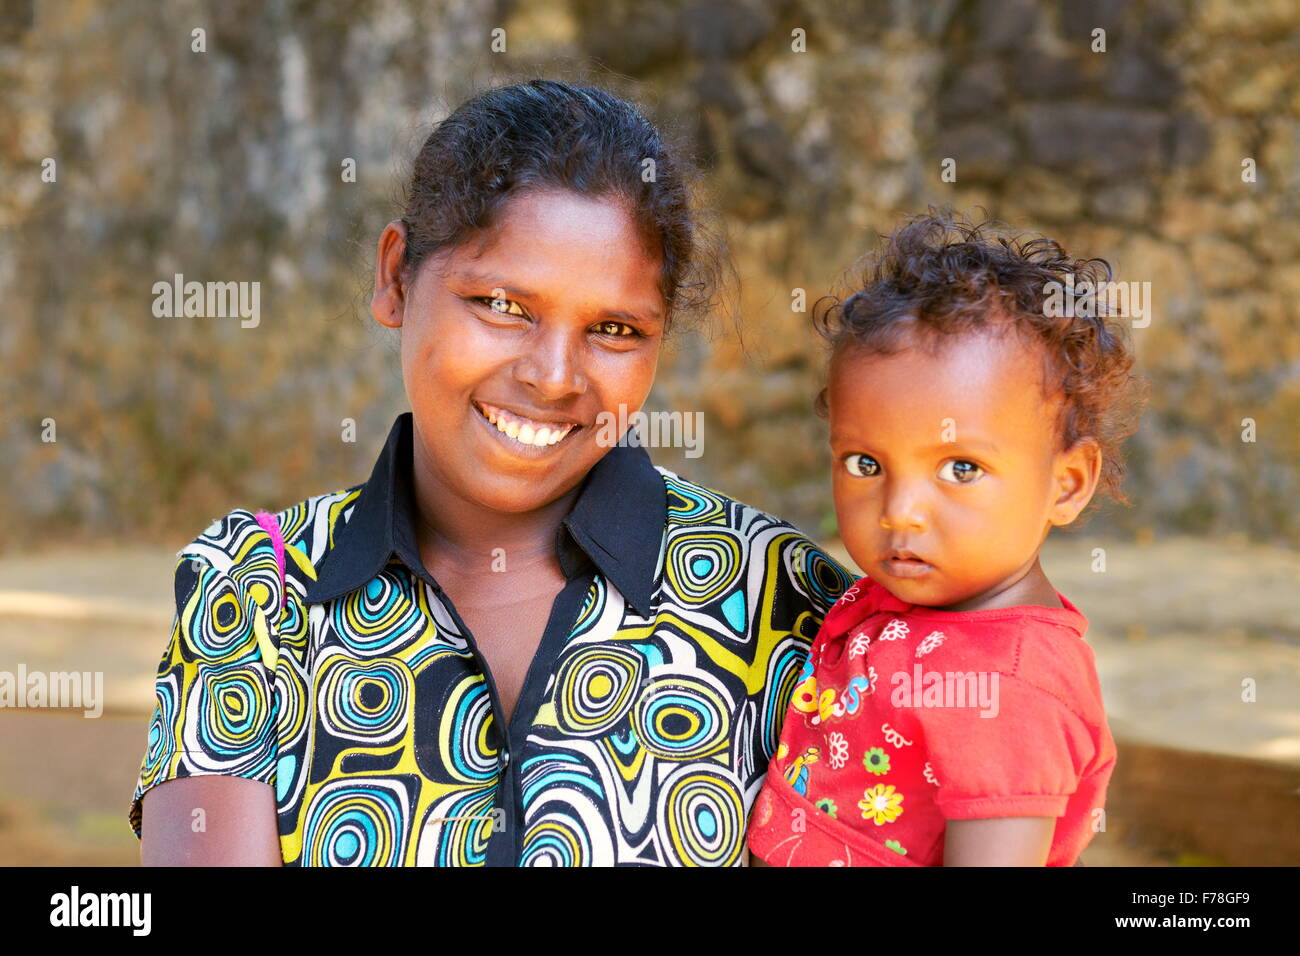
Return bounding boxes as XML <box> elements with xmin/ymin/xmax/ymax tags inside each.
<box><xmin>175</xmin><ymin>483</ymin><xmax>365</xmax><ymax>589</ymax></box>
<box><xmin>653</xmin><ymin>466</ymin><xmax>856</xmax><ymax>607</ymax></box>
<box><xmin>656</xmin><ymin>466</ymin><xmax>805</xmax><ymax>535</ymax></box>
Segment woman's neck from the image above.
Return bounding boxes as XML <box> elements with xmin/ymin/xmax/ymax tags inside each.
<box><xmin>409</xmin><ymin>454</ymin><xmax>584</xmax><ymax>577</ymax></box>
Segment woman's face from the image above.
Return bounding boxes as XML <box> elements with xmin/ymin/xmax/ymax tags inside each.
<box><xmin>372</xmin><ymin>187</ymin><xmax>667</xmax><ymax>515</ymax></box>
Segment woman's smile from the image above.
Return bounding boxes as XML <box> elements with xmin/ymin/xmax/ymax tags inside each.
<box><xmin>472</xmin><ymin>399</ymin><xmax>585</xmax><ymax>456</ymax></box>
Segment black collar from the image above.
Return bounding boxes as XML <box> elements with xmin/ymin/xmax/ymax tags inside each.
<box><xmin>304</xmin><ymin>412</ymin><xmax>665</xmax><ymax>616</ymax></box>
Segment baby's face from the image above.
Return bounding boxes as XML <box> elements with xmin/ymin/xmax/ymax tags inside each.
<box><xmin>828</xmin><ymin>326</ymin><xmax>1077</xmax><ymax>609</ymax></box>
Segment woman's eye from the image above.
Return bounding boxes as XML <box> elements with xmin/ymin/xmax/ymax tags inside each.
<box><xmin>475</xmin><ymin>296</ymin><xmax>526</xmax><ymax>317</ymax></box>
<box><xmin>938</xmin><ymin>459</ymin><xmax>984</xmax><ymax>484</ymax></box>
<box><xmin>592</xmin><ymin>320</ymin><xmax>639</xmax><ymax>338</ymax></box>
<box><xmin>843</xmin><ymin>453</ymin><xmax>880</xmax><ymax>478</ymax></box>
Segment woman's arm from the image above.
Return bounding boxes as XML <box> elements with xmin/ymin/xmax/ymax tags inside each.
<box><xmin>942</xmin><ymin>817</ymin><xmax>1056</xmax><ymax>866</ymax></box>
<box><xmin>141</xmin><ymin>776</ymin><xmax>283</xmax><ymax>866</ymax></box>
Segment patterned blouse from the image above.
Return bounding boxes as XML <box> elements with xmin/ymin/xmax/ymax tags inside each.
<box><xmin>129</xmin><ymin>411</ymin><xmax>854</xmax><ymax>865</ymax></box>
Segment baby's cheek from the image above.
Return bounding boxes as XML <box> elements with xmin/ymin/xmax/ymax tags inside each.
<box><xmin>946</xmin><ymin>501</ymin><xmax>1030</xmax><ymax>573</ymax></box>
<box><xmin>835</xmin><ymin>506</ymin><xmax>879</xmax><ymax>569</ymax></box>
<box><xmin>989</xmin><ymin>478</ymin><xmax>1053</xmax><ymax>541</ymax></box>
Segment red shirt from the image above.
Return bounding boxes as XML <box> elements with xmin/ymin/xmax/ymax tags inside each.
<box><xmin>747</xmin><ymin>576</ymin><xmax>1115</xmax><ymax>866</ymax></box>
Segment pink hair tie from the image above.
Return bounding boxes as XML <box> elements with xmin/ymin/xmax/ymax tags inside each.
<box><xmin>254</xmin><ymin>510</ymin><xmax>286</xmax><ymax>594</ymax></box>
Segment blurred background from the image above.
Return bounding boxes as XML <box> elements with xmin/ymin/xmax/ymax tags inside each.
<box><xmin>0</xmin><ymin>0</ymin><xmax>1296</xmax><ymax>865</ymax></box>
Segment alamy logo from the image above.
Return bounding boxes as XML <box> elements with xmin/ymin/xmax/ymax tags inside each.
<box><xmin>152</xmin><ymin>273</ymin><xmax>261</xmax><ymax>328</ymax></box>
<box><xmin>50</xmin><ymin>886</ymin><xmax>151</xmax><ymax>936</ymax></box>
<box><xmin>0</xmin><ymin>665</ymin><xmax>102</xmax><ymax>717</ymax></box>
<box><xmin>593</xmin><ymin>403</ymin><xmax>704</xmax><ymax>458</ymax></box>
<box><xmin>889</xmin><ymin>665</ymin><xmax>1000</xmax><ymax>718</ymax></box>
<box><xmin>1043</xmin><ymin>276</ymin><xmax>1151</xmax><ymax>328</ymax></box>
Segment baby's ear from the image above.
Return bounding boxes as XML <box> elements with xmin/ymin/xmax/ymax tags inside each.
<box><xmin>1050</xmin><ymin>437</ymin><xmax>1102</xmax><ymax>527</ymax></box>
<box><xmin>813</xmin><ymin>386</ymin><xmax>830</xmax><ymax>420</ymax></box>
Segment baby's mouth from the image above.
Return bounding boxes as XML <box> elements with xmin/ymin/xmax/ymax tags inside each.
<box><xmin>473</xmin><ymin>400</ymin><xmax>582</xmax><ymax>449</ymax></box>
<box><xmin>881</xmin><ymin>549</ymin><xmax>934</xmax><ymax>579</ymax></box>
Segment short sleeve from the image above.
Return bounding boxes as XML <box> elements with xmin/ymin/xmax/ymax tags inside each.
<box><xmin>906</xmin><ymin>675</ymin><xmax>1099</xmax><ymax>820</ymax></box>
<box><xmin>127</xmin><ymin>551</ymin><xmax>279</xmax><ymax>839</ymax></box>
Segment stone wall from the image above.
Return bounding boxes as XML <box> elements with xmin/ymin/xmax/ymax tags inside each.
<box><xmin>3</xmin><ymin>0</ymin><xmax>1297</xmax><ymax>549</ymax></box>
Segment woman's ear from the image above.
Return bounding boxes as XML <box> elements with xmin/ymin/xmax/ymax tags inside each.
<box><xmin>1049</xmin><ymin>437</ymin><xmax>1102</xmax><ymax>527</ymax></box>
<box><xmin>371</xmin><ymin>220</ymin><xmax>409</xmax><ymax>329</ymax></box>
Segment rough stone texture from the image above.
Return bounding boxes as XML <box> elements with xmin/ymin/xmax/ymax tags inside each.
<box><xmin>2</xmin><ymin>0</ymin><xmax>1297</xmax><ymax>547</ymax></box>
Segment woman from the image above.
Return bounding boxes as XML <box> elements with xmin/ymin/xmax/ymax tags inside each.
<box><xmin>130</xmin><ymin>79</ymin><xmax>854</xmax><ymax>866</ymax></box>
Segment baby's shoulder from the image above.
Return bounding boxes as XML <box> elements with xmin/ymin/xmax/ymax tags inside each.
<box><xmin>906</xmin><ymin>604</ymin><xmax>1103</xmax><ymax>716</ymax></box>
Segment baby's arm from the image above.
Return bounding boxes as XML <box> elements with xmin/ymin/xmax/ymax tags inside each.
<box><xmin>943</xmin><ymin>817</ymin><xmax>1056</xmax><ymax>866</ymax></box>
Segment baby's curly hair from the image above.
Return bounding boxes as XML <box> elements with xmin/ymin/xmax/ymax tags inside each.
<box><xmin>813</xmin><ymin>209</ymin><xmax>1145</xmax><ymax>506</ymax></box>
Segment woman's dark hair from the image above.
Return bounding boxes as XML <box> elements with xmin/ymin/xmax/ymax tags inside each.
<box><xmin>813</xmin><ymin>209</ymin><xmax>1146</xmax><ymax>505</ymax></box>
<box><xmin>399</xmin><ymin>78</ymin><xmax>722</xmax><ymax>331</ymax></box>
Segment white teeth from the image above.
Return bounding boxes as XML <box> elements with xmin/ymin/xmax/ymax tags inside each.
<box><xmin>478</xmin><ymin>402</ymin><xmax>576</xmax><ymax>448</ymax></box>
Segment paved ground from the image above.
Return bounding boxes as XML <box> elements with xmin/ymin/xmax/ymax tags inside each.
<box><xmin>0</xmin><ymin>533</ymin><xmax>1295</xmax><ymax>866</ymax></box>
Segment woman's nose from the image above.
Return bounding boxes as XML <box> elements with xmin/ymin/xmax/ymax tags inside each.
<box><xmin>513</xmin><ymin>328</ymin><xmax>588</xmax><ymax>400</ymax></box>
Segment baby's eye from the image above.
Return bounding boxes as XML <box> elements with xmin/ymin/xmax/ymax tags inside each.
<box><xmin>844</xmin><ymin>453</ymin><xmax>880</xmax><ymax>478</ymax></box>
<box><xmin>938</xmin><ymin>459</ymin><xmax>984</xmax><ymax>484</ymax></box>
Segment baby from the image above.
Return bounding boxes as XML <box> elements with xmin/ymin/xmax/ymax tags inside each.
<box><xmin>748</xmin><ymin>211</ymin><xmax>1143</xmax><ymax>866</ymax></box>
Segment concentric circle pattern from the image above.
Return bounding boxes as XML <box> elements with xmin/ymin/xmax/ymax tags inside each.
<box><xmin>128</xmin><ymin>443</ymin><xmax>852</xmax><ymax>865</ymax></box>
<box><xmin>664</xmin><ymin>528</ymin><xmax>744</xmax><ymax>606</ymax></box>
<box><xmin>631</xmin><ymin>675</ymin><xmax>731</xmax><ymax>761</ymax></box>
<box><xmin>554</xmin><ymin>644</ymin><xmax>644</xmax><ymax>737</ymax></box>
<box><xmin>301</xmin><ymin>778</ymin><xmax>411</xmax><ymax>867</ymax></box>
